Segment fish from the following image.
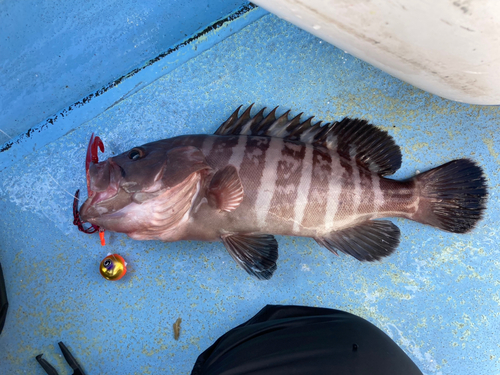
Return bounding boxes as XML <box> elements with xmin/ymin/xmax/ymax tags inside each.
<box><xmin>79</xmin><ymin>105</ymin><xmax>488</xmax><ymax>280</ymax></box>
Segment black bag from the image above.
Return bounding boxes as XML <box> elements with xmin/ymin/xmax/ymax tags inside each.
<box><xmin>192</xmin><ymin>305</ymin><xmax>422</xmax><ymax>375</ymax></box>
<box><xmin>0</xmin><ymin>263</ymin><xmax>8</xmax><ymax>335</ymax></box>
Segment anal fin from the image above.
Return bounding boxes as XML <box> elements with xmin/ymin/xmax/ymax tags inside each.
<box><xmin>208</xmin><ymin>165</ymin><xmax>244</xmax><ymax>212</ymax></box>
<box><xmin>221</xmin><ymin>233</ymin><xmax>278</xmax><ymax>280</ymax></box>
<box><xmin>315</xmin><ymin>220</ymin><xmax>400</xmax><ymax>262</ymax></box>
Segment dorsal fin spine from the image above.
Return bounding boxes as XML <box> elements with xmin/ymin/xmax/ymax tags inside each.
<box><xmin>240</xmin><ymin>107</ymin><xmax>265</xmax><ymax>135</ymax></box>
<box><xmin>215</xmin><ymin>105</ymin><xmax>242</xmax><ymax>135</ymax></box>
<box><xmin>229</xmin><ymin>104</ymin><xmax>253</xmax><ymax>135</ymax></box>
<box><xmin>253</xmin><ymin>107</ymin><xmax>277</xmax><ymax>135</ymax></box>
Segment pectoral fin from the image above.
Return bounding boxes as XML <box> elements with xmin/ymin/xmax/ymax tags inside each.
<box><xmin>315</xmin><ymin>220</ymin><xmax>400</xmax><ymax>262</ymax></box>
<box><xmin>221</xmin><ymin>233</ymin><xmax>278</xmax><ymax>280</ymax></box>
<box><xmin>208</xmin><ymin>165</ymin><xmax>244</xmax><ymax>212</ymax></box>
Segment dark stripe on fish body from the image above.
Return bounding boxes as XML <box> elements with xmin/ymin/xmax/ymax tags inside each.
<box><xmin>333</xmin><ymin>155</ymin><xmax>355</xmax><ymax>221</ymax></box>
<box><xmin>301</xmin><ymin>148</ymin><xmax>332</xmax><ymax>230</ymax></box>
<box><xmin>238</xmin><ymin>136</ymin><xmax>271</xmax><ymax>207</ymax></box>
<box><xmin>379</xmin><ymin>178</ymin><xmax>417</xmax><ymax>215</ymax></box>
<box><xmin>206</xmin><ymin>136</ymin><xmax>240</xmax><ymax>167</ymax></box>
<box><xmin>267</xmin><ymin>141</ymin><xmax>306</xmax><ymax>232</ymax></box>
<box><xmin>357</xmin><ymin>168</ymin><xmax>375</xmax><ymax>215</ymax></box>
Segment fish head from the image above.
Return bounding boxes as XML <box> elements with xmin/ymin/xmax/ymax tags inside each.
<box><xmin>79</xmin><ymin>141</ymin><xmax>210</xmax><ymax>238</ymax></box>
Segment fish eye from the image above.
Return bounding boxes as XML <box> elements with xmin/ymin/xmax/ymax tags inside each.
<box><xmin>128</xmin><ymin>148</ymin><xmax>143</xmax><ymax>161</ymax></box>
<box><xmin>104</xmin><ymin>259</ymin><xmax>112</xmax><ymax>267</ymax></box>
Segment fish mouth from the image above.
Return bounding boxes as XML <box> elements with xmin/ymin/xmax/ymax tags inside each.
<box><xmin>80</xmin><ymin>159</ymin><xmax>122</xmax><ymax>220</ymax></box>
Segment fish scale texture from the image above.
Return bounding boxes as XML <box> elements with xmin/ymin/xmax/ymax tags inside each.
<box><xmin>1</xmin><ymin>13</ymin><xmax>500</xmax><ymax>375</ymax></box>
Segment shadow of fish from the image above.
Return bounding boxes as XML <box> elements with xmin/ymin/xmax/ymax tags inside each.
<box><xmin>79</xmin><ymin>105</ymin><xmax>488</xmax><ymax>280</ymax></box>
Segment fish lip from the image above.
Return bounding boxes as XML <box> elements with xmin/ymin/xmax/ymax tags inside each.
<box><xmin>80</xmin><ymin>160</ymin><xmax>122</xmax><ymax>220</ymax></box>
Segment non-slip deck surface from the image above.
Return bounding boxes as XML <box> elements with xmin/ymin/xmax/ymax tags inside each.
<box><xmin>1</xmin><ymin>14</ymin><xmax>499</xmax><ymax>375</ymax></box>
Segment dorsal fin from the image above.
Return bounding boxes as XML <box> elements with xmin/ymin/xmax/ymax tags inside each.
<box><xmin>214</xmin><ymin>105</ymin><xmax>402</xmax><ymax>176</ymax></box>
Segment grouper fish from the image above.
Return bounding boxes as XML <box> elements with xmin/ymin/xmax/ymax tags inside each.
<box><xmin>79</xmin><ymin>105</ymin><xmax>488</xmax><ymax>279</ymax></box>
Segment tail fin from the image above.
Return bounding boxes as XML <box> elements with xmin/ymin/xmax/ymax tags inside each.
<box><xmin>412</xmin><ymin>159</ymin><xmax>487</xmax><ymax>233</ymax></box>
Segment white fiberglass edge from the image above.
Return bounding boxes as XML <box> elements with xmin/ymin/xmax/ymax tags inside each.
<box><xmin>253</xmin><ymin>0</ymin><xmax>500</xmax><ymax>105</ymax></box>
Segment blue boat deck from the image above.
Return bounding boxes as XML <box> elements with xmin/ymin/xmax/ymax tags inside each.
<box><xmin>1</xmin><ymin>6</ymin><xmax>500</xmax><ymax>375</ymax></box>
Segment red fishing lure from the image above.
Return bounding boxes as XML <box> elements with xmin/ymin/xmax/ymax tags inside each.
<box><xmin>73</xmin><ymin>133</ymin><xmax>106</xmax><ymax>245</ymax></box>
